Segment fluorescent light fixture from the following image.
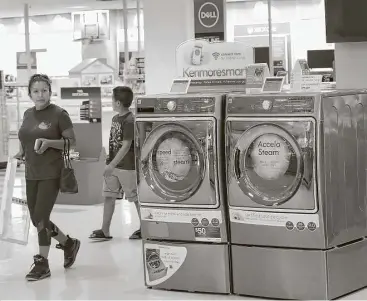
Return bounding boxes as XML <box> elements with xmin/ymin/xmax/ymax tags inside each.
<box><xmin>67</xmin><ymin>6</ymin><xmax>88</xmax><ymax>9</ymax></box>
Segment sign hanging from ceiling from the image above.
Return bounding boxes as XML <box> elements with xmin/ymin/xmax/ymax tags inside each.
<box><xmin>176</xmin><ymin>39</ymin><xmax>253</xmax><ymax>91</ymax></box>
<box><xmin>194</xmin><ymin>0</ymin><xmax>226</xmax><ymax>42</ymax></box>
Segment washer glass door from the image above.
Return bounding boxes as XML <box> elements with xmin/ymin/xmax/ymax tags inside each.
<box><xmin>228</xmin><ymin>120</ymin><xmax>315</xmax><ymax>209</ymax></box>
<box><xmin>136</xmin><ymin>119</ymin><xmax>218</xmax><ymax>206</ymax></box>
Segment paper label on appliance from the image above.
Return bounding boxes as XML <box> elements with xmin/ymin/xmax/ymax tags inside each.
<box><xmin>250</xmin><ymin>134</ymin><xmax>292</xmax><ymax>180</ymax></box>
<box><xmin>300</xmin><ymin>75</ymin><xmax>322</xmax><ymax>92</ymax></box>
<box><xmin>194</xmin><ymin>226</ymin><xmax>221</xmax><ymax>242</ymax></box>
<box><xmin>141</xmin><ymin>208</ymin><xmax>223</xmax><ymax>224</ymax></box>
<box><xmin>246</xmin><ymin>64</ymin><xmax>270</xmax><ymax>89</ymax></box>
<box><xmin>144</xmin><ymin>243</ymin><xmax>187</xmax><ymax>286</ymax></box>
<box><xmin>155</xmin><ymin>137</ymin><xmax>193</xmax><ymax>183</ymax></box>
<box><xmin>230</xmin><ymin>209</ymin><xmax>320</xmax><ymax>231</ymax></box>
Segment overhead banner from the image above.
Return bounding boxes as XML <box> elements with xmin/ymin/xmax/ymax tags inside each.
<box><xmin>194</xmin><ymin>0</ymin><xmax>226</xmax><ymax>41</ymax></box>
<box><xmin>176</xmin><ymin>39</ymin><xmax>253</xmax><ymax>91</ymax></box>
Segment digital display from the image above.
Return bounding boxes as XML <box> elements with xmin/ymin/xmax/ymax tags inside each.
<box><xmin>262</xmin><ymin>77</ymin><xmax>284</xmax><ymax>93</ymax></box>
<box><xmin>307</xmin><ymin>50</ymin><xmax>335</xmax><ymax>69</ymax></box>
<box><xmin>170</xmin><ymin>79</ymin><xmax>190</xmax><ymax>94</ymax></box>
<box><xmin>325</xmin><ymin>0</ymin><xmax>367</xmax><ymax>43</ymax></box>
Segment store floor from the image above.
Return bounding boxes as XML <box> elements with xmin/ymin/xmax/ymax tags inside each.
<box><xmin>0</xmin><ymin>193</ymin><xmax>366</xmax><ymax>300</ymax></box>
<box><xmin>0</xmin><ymin>201</ymin><xmax>240</xmax><ymax>300</ymax></box>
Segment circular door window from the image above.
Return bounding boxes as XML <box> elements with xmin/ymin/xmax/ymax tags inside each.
<box><xmin>141</xmin><ymin>123</ymin><xmax>206</xmax><ymax>202</ymax></box>
<box><xmin>233</xmin><ymin>123</ymin><xmax>304</xmax><ymax>206</ymax></box>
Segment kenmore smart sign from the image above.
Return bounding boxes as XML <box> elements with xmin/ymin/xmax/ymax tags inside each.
<box><xmin>182</xmin><ymin>68</ymin><xmax>245</xmax><ymax>78</ymax></box>
<box><xmin>176</xmin><ymin>40</ymin><xmax>252</xmax><ymax>80</ymax></box>
<box><xmin>198</xmin><ymin>2</ymin><xmax>220</xmax><ymax>28</ymax></box>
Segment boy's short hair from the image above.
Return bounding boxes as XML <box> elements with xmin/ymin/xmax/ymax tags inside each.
<box><xmin>113</xmin><ymin>86</ymin><xmax>134</xmax><ymax>108</ymax></box>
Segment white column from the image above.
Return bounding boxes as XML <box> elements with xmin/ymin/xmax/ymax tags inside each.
<box><xmin>267</xmin><ymin>0</ymin><xmax>274</xmax><ymax>76</ymax></box>
<box><xmin>24</xmin><ymin>4</ymin><xmax>32</xmax><ymax>79</ymax></box>
<box><xmin>122</xmin><ymin>0</ymin><xmax>129</xmax><ymax>85</ymax></box>
<box><xmin>143</xmin><ymin>0</ymin><xmax>194</xmax><ymax>94</ymax></box>
<box><xmin>335</xmin><ymin>43</ymin><xmax>367</xmax><ymax>89</ymax></box>
<box><xmin>137</xmin><ymin>0</ymin><xmax>142</xmax><ymax>55</ymax></box>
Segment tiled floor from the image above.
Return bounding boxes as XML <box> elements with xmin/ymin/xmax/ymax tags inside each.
<box><xmin>0</xmin><ymin>202</ymin><xmax>366</xmax><ymax>300</ymax></box>
<box><xmin>0</xmin><ymin>171</ymin><xmax>366</xmax><ymax>299</ymax></box>
<box><xmin>0</xmin><ymin>198</ymin><xmax>243</xmax><ymax>300</ymax></box>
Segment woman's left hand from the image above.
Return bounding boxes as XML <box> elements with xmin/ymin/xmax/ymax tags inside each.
<box><xmin>36</xmin><ymin>139</ymin><xmax>50</xmax><ymax>154</ymax></box>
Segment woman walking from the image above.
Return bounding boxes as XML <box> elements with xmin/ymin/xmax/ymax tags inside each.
<box><xmin>15</xmin><ymin>74</ymin><xmax>80</xmax><ymax>281</ymax></box>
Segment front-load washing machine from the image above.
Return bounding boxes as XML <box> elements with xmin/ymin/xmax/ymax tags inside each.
<box><xmin>135</xmin><ymin>94</ymin><xmax>230</xmax><ymax>294</ymax></box>
<box><xmin>226</xmin><ymin>91</ymin><xmax>367</xmax><ymax>300</ymax></box>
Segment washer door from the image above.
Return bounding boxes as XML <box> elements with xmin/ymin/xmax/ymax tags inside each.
<box><xmin>233</xmin><ymin>123</ymin><xmax>304</xmax><ymax>207</ymax></box>
<box><xmin>140</xmin><ymin>123</ymin><xmax>206</xmax><ymax>202</ymax></box>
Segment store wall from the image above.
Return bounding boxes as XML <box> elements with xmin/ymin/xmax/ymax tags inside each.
<box><xmin>0</xmin><ymin>14</ymin><xmax>81</xmax><ymax>77</ymax></box>
<box><xmin>0</xmin><ymin>9</ymin><xmax>142</xmax><ymax>78</ymax></box>
<box><xmin>143</xmin><ymin>0</ymin><xmax>194</xmax><ymax>94</ymax></box>
<box><xmin>227</xmin><ymin>0</ymin><xmax>333</xmax><ymax>67</ymax></box>
<box><xmin>334</xmin><ymin>43</ymin><xmax>367</xmax><ymax>89</ymax></box>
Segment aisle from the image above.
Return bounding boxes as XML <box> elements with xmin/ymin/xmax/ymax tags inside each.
<box><xmin>0</xmin><ymin>202</ymin><xmax>243</xmax><ymax>300</ymax></box>
<box><xmin>0</xmin><ymin>182</ymin><xmax>366</xmax><ymax>299</ymax></box>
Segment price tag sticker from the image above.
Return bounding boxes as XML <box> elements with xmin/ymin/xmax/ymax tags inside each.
<box><xmin>194</xmin><ymin>226</ymin><xmax>221</xmax><ymax>242</ymax></box>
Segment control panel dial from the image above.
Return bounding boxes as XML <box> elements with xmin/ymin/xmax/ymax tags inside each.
<box><xmin>166</xmin><ymin>100</ymin><xmax>177</xmax><ymax>111</ymax></box>
<box><xmin>262</xmin><ymin>100</ymin><xmax>272</xmax><ymax>110</ymax></box>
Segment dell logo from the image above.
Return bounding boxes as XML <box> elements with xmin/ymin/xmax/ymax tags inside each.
<box><xmin>198</xmin><ymin>2</ymin><xmax>220</xmax><ymax>28</ymax></box>
<box><xmin>201</xmin><ymin>11</ymin><xmax>217</xmax><ymax>19</ymax></box>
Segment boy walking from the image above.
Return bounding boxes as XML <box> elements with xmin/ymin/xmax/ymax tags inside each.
<box><xmin>90</xmin><ymin>86</ymin><xmax>141</xmax><ymax>241</ymax></box>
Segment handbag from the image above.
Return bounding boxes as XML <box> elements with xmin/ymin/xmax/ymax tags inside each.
<box><xmin>60</xmin><ymin>138</ymin><xmax>78</xmax><ymax>194</ymax></box>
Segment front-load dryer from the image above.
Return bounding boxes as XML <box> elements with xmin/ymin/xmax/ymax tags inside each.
<box><xmin>135</xmin><ymin>94</ymin><xmax>230</xmax><ymax>294</ymax></box>
<box><xmin>226</xmin><ymin>92</ymin><xmax>367</xmax><ymax>300</ymax></box>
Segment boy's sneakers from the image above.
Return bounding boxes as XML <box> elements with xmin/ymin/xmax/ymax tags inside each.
<box><xmin>26</xmin><ymin>255</ymin><xmax>51</xmax><ymax>281</ymax></box>
<box><xmin>56</xmin><ymin>235</ymin><xmax>81</xmax><ymax>268</ymax></box>
<box><xmin>129</xmin><ymin>229</ymin><xmax>142</xmax><ymax>240</ymax></box>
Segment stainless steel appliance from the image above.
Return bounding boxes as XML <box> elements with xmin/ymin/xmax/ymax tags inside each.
<box><xmin>135</xmin><ymin>94</ymin><xmax>230</xmax><ymax>294</ymax></box>
<box><xmin>226</xmin><ymin>91</ymin><xmax>367</xmax><ymax>300</ymax></box>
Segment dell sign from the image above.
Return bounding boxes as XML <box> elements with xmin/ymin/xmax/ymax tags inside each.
<box><xmin>198</xmin><ymin>2</ymin><xmax>220</xmax><ymax>28</ymax></box>
<box><xmin>194</xmin><ymin>0</ymin><xmax>225</xmax><ymax>41</ymax></box>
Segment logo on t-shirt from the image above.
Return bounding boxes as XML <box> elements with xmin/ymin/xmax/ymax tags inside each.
<box><xmin>38</xmin><ymin>122</ymin><xmax>51</xmax><ymax>130</ymax></box>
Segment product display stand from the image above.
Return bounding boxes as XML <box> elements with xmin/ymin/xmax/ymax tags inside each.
<box><xmin>245</xmin><ymin>63</ymin><xmax>270</xmax><ymax>94</ymax></box>
<box><xmin>56</xmin><ymin>149</ymin><xmax>105</xmax><ymax>206</ymax></box>
<box><xmin>290</xmin><ymin>59</ymin><xmax>322</xmax><ymax>92</ymax></box>
<box><xmin>56</xmin><ymin>87</ymin><xmax>104</xmax><ymax>206</ymax></box>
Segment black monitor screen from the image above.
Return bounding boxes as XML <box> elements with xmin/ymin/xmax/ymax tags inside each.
<box><xmin>307</xmin><ymin>50</ymin><xmax>335</xmax><ymax>69</ymax></box>
<box><xmin>254</xmin><ymin>47</ymin><xmax>269</xmax><ymax>67</ymax></box>
<box><xmin>325</xmin><ymin>0</ymin><xmax>367</xmax><ymax>43</ymax></box>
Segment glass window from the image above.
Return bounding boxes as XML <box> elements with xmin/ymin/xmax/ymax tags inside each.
<box><xmin>226</xmin><ymin>0</ymin><xmax>334</xmax><ymax>77</ymax></box>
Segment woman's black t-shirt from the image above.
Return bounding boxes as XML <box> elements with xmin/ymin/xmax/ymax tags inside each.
<box><xmin>18</xmin><ymin>104</ymin><xmax>73</xmax><ymax>180</ymax></box>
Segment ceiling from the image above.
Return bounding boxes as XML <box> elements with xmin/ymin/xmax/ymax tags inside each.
<box><xmin>0</xmin><ymin>0</ymin><xmax>140</xmax><ymax>19</ymax></box>
<box><xmin>0</xmin><ymin>0</ymin><xmax>320</xmax><ymax>19</ymax></box>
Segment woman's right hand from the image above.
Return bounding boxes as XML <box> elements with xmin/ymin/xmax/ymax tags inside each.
<box><xmin>14</xmin><ymin>152</ymin><xmax>24</xmax><ymax>161</ymax></box>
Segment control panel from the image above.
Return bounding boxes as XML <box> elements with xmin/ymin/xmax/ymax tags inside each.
<box><xmin>227</xmin><ymin>95</ymin><xmax>315</xmax><ymax>114</ymax></box>
<box><xmin>136</xmin><ymin>97</ymin><xmax>216</xmax><ymax>114</ymax></box>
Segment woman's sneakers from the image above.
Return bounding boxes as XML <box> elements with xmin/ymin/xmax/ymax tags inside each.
<box><xmin>56</xmin><ymin>235</ymin><xmax>81</xmax><ymax>268</ymax></box>
<box><xmin>26</xmin><ymin>237</ymin><xmax>80</xmax><ymax>282</ymax></box>
<box><xmin>26</xmin><ymin>255</ymin><xmax>51</xmax><ymax>282</ymax></box>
